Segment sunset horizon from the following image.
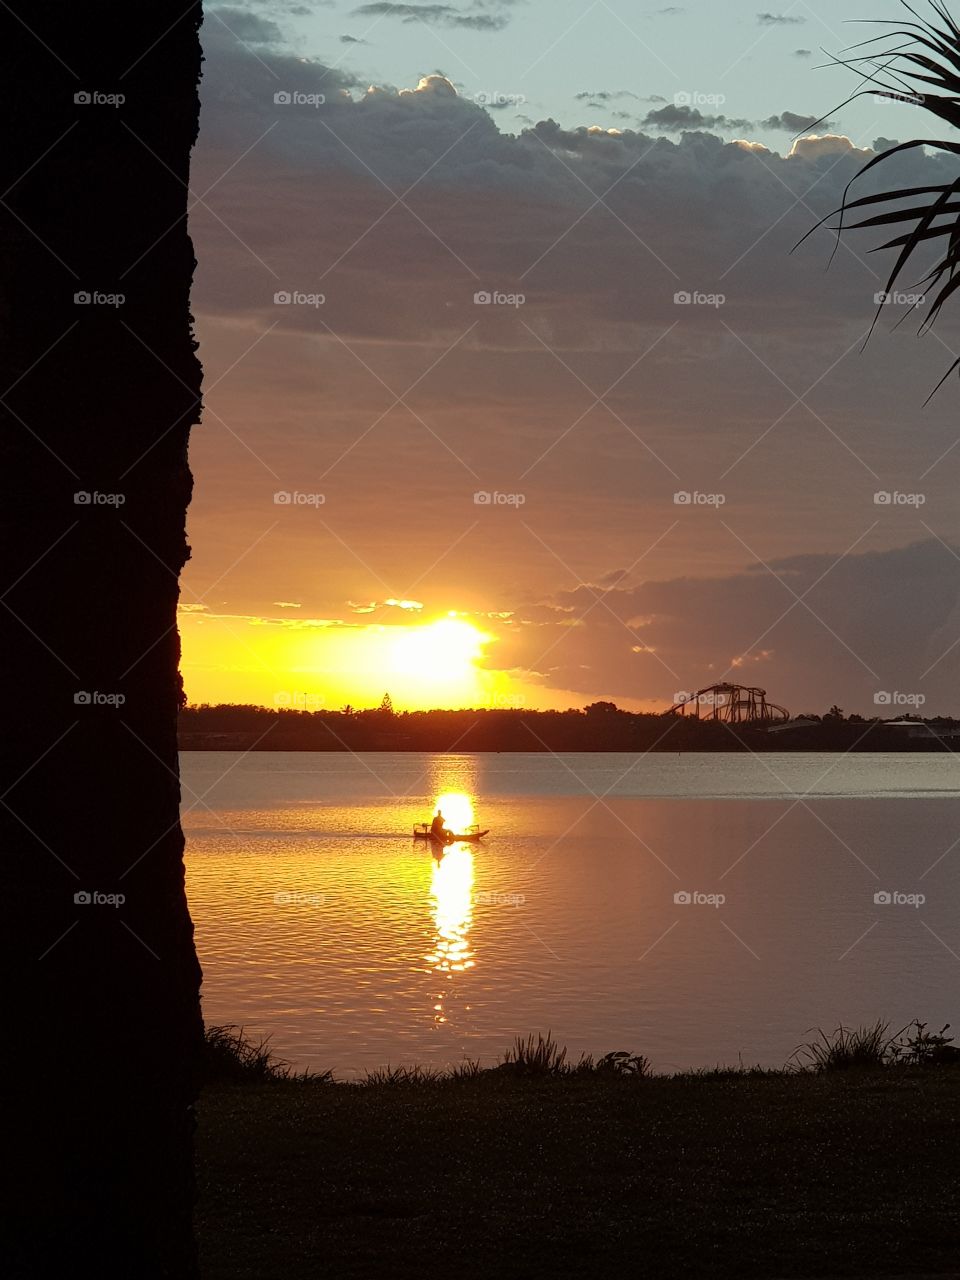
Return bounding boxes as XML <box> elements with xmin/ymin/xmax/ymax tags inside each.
<box><xmin>179</xmin><ymin>1</ymin><xmax>960</xmax><ymax>721</ymax></box>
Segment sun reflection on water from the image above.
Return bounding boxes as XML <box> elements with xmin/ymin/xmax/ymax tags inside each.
<box><xmin>425</xmin><ymin>790</ymin><xmax>477</xmax><ymax>1025</ymax></box>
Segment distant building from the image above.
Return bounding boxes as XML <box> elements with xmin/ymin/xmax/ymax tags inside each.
<box><xmin>880</xmin><ymin>719</ymin><xmax>960</xmax><ymax>740</ymax></box>
<box><xmin>767</xmin><ymin>716</ymin><xmax>820</xmax><ymax>734</ymax></box>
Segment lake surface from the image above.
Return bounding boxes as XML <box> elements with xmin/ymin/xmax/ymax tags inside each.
<box><xmin>182</xmin><ymin>752</ymin><xmax>960</xmax><ymax>1075</ymax></box>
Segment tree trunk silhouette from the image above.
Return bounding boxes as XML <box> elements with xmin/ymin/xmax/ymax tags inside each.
<box><xmin>0</xmin><ymin>4</ymin><xmax>204</xmax><ymax>1275</ymax></box>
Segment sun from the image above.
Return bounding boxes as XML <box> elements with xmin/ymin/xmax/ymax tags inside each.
<box><xmin>387</xmin><ymin>617</ymin><xmax>490</xmax><ymax>683</ymax></box>
<box><xmin>179</xmin><ymin>607</ymin><xmax>523</xmax><ymax>710</ymax></box>
<box><xmin>433</xmin><ymin>792</ymin><xmax>475</xmax><ymax>831</ymax></box>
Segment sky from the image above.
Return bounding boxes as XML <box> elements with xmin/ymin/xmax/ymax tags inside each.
<box><xmin>179</xmin><ymin>0</ymin><xmax>960</xmax><ymax>715</ymax></box>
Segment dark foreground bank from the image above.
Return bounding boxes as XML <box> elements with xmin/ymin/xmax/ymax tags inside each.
<box><xmin>197</xmin><ymin>1066</ymin><xmax>960</xmax><ymax>1279</ymax></box>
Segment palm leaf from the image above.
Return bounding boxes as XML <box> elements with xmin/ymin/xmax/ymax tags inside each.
<box><xmin>798</xmin><ymin>1</ymin><xmax>960</xmax><ymax>395</ymax></box>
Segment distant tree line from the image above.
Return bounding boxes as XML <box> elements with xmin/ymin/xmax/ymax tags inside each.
<box><xmin>177</xmin><ymin>700</ymin><xmax>960</xmax><ymax>753</ymax></box>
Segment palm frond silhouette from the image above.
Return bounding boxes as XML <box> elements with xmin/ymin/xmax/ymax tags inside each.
<box><xmin>798</xmin><ymin>0</ymin><xmax>960</xmax><ymax>398</ymax></box>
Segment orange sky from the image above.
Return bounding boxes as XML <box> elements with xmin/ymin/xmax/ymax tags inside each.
<box><xmin>176</xmin><ymin>21</ymin><xmax>960</xmax><ymax>718</ymax></box>
<box><xmin>179</xmin><ymin>606</ymin><xmax>614</xmax><ymax>712</ymax></box>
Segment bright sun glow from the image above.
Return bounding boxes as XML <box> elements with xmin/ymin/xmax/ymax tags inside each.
<box><xmin>433</xmin><ymin>792</ymin><xmax>474</xmax><ymax>832</ymax></box>
<box><xmin>177</xmin><ymin>608</ymin><xmax>533</xmax><ymax>711</ymax></box>
<box><xmin>388</xmin><ymin>618</ymin><xmax>489</xmax><ymax>683</ymax></box>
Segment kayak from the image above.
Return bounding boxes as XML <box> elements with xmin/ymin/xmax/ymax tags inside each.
<box><xmin>413</xmin><ymin>825</ymin><xmax>489</xmax><ymax>844</ymax></box>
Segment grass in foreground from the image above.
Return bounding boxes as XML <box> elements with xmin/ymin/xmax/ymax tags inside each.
<box><xmin>204</xmin><ymin>1021</ymin><xmax>959</xmax><ymax>1084</ymax></box>
<box><xmin>197</xmin><ymin>1023</ymin><xmax>960</xmax><ymax>1279</ymax></box>
<box><xmin>203</xmin><ymin>1024</ymin><xmax>331</xmax><ymax>1084</ymax></box>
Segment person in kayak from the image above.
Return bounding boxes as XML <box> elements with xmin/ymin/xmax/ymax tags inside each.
<box><xmin>430</xmin><ymin>810</ymin><xmax>450</xmax><ymax>841</ymax></box>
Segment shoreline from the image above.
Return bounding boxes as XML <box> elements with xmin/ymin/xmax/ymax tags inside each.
<box><xmin>178</xmin><ymin>743</ymin><xmax>960</xmax><ymax>753</ymax></box>
<box><xmin>178</xmin><ymin>706</ymin><xmax>959</xmax><ymax>754</ymax></box>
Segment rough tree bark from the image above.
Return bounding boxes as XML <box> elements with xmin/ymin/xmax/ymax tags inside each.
<box><xmin>0</xmin><ymin>4</ymin><xmax>205</xmax><ymax>1275</ymax></box>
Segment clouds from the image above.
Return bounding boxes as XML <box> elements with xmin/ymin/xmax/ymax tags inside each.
<box><xmin>486</xmin><ymin>541</ymin><xmax>960</xmax><ymax>712</ymax></box>
<box><xmin>642</xmin><ymin>103</ymin><xmax>753</xmax><ymax>131</ymax></box>
<box><xmin>207</xmin><ymin>6</ymin><xmax>286</xmax><ymax>43</ymax></box>
<box><xmin>760</xmin><ymin>110</ymin><xmax>833</xmax><ymax>133</ymax></box>
<box><xmin>349</xmin><ymin>598</ymin><xmax>424</xmax><ymax>612</ymax></box>
<box><xmin>351</xmin><ymin>2</ymin><xmax>514</xmax><ymax>30</ymax></box>
<box><xmin>577</xmin><ymin>85</ymin><xmax>837</xmax><ymax>142</ymax></box>
<box><xmin>179</xmin><ymin>15</ymin><xmax>960</xmax><ymax>712</ymax></box>
<box><xmin>180</xmin><ymin>537</ymin><xmax>960</xmax><ymax>713</ymax></box>
<box><xmin>194</xmin><ymin>22</ymin><xmax>957</xmax><ymax>354</ymax></box>
<box><xmin>191</xmin><ymin>16</ymin><xmax>960</xmax><ymax>391</ymax></box>
<box><xmin>575</xmin><ymin>90</ymin><xmax>640</xmax><ymax>103</ymax></box>
<box><xmin>644</xmin><ymin>105</ymin><xmax>834</xmax><ymax>135</ymax></box>
<box><xmin>787</xmin><ymin>132</ymin><xmax>870</xmax><ymax>161</ymax></box>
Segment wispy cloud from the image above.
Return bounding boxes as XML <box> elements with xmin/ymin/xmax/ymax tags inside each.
<box><xmin>351</xmin><ymin>2</ymin><xmax>513</xmax><ymax>30</ymax></box>
<box><xmin>575</xmin><ymin>89</ymin><xmax>640</xmax><ymax>102</ymax></box>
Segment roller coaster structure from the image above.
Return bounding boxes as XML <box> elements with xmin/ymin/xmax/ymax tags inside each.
<box><xmin>665</xmin><ymin>682</ymin><xmax>789</xmax><ymax>725</ymax></box>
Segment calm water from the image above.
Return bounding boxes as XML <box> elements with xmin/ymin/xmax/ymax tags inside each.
<box><xmin>182</xmin><ymin>752</ymin><xmax>960</xmax><ymax>1075</ymax></box>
